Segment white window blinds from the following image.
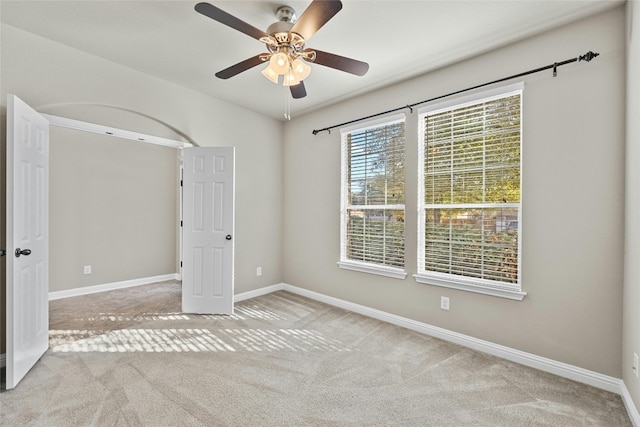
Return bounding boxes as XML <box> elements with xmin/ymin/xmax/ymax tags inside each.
<box><xmin>418</xmin><ymin>89</ymin><xmax>522</xmax><ymax>290</ymax></box>
<box><xmin>340</xmin><ymin>116</ymin><xmax>406</xmax><ymax>274</ymax></box>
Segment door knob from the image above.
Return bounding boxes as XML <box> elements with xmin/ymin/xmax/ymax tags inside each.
<box><xmin>15</xmin><ymin>248</ymin><xmax>31</xmax><ymax>257</ymax></box>
<box><xmin>225</xmin><ymin>235</ymin><xmax>232</xmax><ymax>241</ymax></box>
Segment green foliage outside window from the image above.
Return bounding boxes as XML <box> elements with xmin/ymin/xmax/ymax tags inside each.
<box><xmin>345</xmin><ymin>120</ymin><xmax>405</xmax><ymax>268</ymax></box>
<box><xmin>422</xmin><ymin>94</ymin><xmax>521</xmax><ymax>285</ymax></box>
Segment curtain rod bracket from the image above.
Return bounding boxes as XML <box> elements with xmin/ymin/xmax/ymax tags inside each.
<box><xmin>407</xmin><ymin>105</ymin><xmax>413</xmax><ymax>113</ymax></box>
<box><xmin>553</xmin><ymin>63</ymin><xmax>558</xmax><ymax>77</ymax></box>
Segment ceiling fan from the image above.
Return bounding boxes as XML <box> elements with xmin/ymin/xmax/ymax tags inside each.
<box><xmin>195</xmin><ymin>0</ymin><xmax>369</xmax><ymax>99</ymax></box>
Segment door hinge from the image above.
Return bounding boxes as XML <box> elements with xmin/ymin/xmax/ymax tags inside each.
<box><xmin>180</xmin><ymin>220</ymin><xmax>183</xmax><ymax>227</ymax></box>
<box><xmin>180</xmin><ymin>180</ymin><xmax>183</xmax><ymax>187</ymax></box>
<box><xmin>180</xmin><ymin>261</ymin><xmax>183</xmax><ymax>267</ymax></box>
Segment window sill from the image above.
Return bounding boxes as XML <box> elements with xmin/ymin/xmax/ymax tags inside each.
<box><xmin>338</xmin><ymin>261</ymin><xmax>407</xmax><ymax>280</ymax></box>
<box><xmin>413</xmin><ymin>273</ymin><xmax>526</xmax><ymax>301</ymax></box>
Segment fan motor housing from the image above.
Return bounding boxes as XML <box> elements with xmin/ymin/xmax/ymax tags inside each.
<box><xmin>266</xmin><ymin>20</ymin><xmax>294</xmax><ymax>37</ymax></box>
<box><xmin>267</xmin><ymin>5</ymin><xmax>298</xmax><ymax>43</ymax></box>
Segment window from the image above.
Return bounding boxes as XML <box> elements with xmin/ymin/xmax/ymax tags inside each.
<box><xmin>339</xmin><ymin>114</ymin><xmax>406</xmax><ymax>279</ymax></box>
<box><xmin>415</xmin><ymin>85</ymin><xmax>526</xmax><ymax>300</ymax></box>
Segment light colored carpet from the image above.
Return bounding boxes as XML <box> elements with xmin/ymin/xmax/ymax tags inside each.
<box><xmin>0</xmin><ymin>281</ymin><xmax>632</xmax><ymax>426</ymax></box>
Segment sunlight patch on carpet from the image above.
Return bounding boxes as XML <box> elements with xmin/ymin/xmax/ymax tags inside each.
<box><xmin>64</xmin><ymin>304</ymin><xmax>286</xmax><ymax>324</ymax></box>
<box><xmin>221</xmin><ymin>329</ymin><xmax>351</xmax><ymax>352</ymax></box>
<box><xmin>50</xmin><ymin>329</ymin><xmax>235</xmax><ymax>353</ymax></box>
<box><xmin>49</xmin><ymin>328</ymin><xmax>349</xmax><ymax>353</ymax></box>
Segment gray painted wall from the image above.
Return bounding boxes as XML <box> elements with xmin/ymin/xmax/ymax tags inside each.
<box><xmin>624</xmin><ymin>0</ymin><xmax>640</xmax><ymax>411</ymax></box>
<box><xmin>49</xmin><ymin>127</ymin><xmax>178</xmax><ymax>291</ymax></box>
<box><xmin>0</xmin><ymin>23</ymin><xmax>284</xmax><ymax>354</ymax></box>
<box><xmin>283</xmin><ymin>7</ymin><xmax>625</xmax><ymax>378</ymax></box>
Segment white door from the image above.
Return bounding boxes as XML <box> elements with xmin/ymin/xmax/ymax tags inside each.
<box><xmin>182</xmin><ymin>147</ymin><xmax>235</xmax><ymax>314</ymax></box>
<box><xmin>6</xmin><ymin>95</ymin><xmax>50</xmax><ymax>389</ymax></box>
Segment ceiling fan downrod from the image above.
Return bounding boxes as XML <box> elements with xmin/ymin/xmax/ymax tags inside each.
<box><xmin>276</xmin><ymin>6</ymin><xmax>296</xmax><ymax>23</ymax></box>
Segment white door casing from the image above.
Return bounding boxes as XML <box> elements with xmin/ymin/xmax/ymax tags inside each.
<box><xmin>182</xmin><ymin>147</ymin><xmax>235</xmax><ymax>314</ymax></box>
<box><xmin>6</xmin><ymin>95</ymin><xmax>50</xmax><ymax>389</ymax></box>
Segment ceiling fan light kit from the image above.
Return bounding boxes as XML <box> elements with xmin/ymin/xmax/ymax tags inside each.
<box><xmin>195</xmin><ymin>0</ymin><xmax>369</xmax><ymax>99</ymax></box>
<box><xmin>260</xmin><ymin>6</ymin><xmax>311</xmax><ymax>87</ymax></box>
<box><xmin>261</xmin><ymin>65</ymin><xmax>280</xmax><ymax>84</ymax></box>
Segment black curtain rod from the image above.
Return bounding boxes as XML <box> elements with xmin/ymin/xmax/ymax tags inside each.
<box><xmin>311</xmin><ymin>50</ymin><xmax>599</xmax><ymax>135</ymax></box>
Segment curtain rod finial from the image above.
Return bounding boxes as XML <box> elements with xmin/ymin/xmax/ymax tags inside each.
<box><xmin>579</xmin><ymin>51</ymin><xmax>599</xmax><ymax>62</ymax></box>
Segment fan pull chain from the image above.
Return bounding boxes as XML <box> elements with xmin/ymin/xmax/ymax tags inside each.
<box><xmin>284</xmin><ymin>88</ymin><xmax>292</xmax><ymax>120</ymax></box>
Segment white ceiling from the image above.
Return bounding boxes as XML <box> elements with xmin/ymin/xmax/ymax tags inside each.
<box><xmin>0</xmin><ymin>0</ymin><xmax>622</xmax><ymax>121</ymax></box>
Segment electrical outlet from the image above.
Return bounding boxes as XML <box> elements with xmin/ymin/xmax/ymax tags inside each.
<box><xmin>440</xmin><ymin>296</ymin><xmax>450</xmax><ymax>311</ymax></box>
<box><xmin>256</xmin><ymin>267</ymin><xmax>262</xmax><ymax>277</ymax></box>
<box><xmin>83</xmin><ymin>265</ymin><xmax>92</xmax><ymax>275</ymax></box>
<box><xmin>634</xmin><ymin>353</ymin><xmax>639</xmax><ymax>379</ymax></box>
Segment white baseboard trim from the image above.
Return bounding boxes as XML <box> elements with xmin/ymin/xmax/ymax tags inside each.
<box><xmin>235</xmin><ymin>284</ymin><xmax>284</xmax><ymax>303</ymax></box>
<box><xmin>622</xmin><ymin>382</ymin><xmax>640</xmax><ymax>427</ymax></box>
<box><xmin>273</xmin><ymin>283</ymin><xmax>622</xmax><ymax>395</ymax></box>
<box><xmin>0</xmin><ymin>353</ymin><xmax>5</xmax><ymax>369</ymax></box>
<box><xmin>48</xmin><ymin>273</ymin><xmax>180</xmax><ymax>301</ymax></box>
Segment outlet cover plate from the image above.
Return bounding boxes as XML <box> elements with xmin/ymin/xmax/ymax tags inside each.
<box><xmin>83</xmin><ymin>265</ymin><xmax>92</xmax><ymax>275</ymax></box>
<box><xmin>440</xmin><ymin>296</ymin><xmax>450</xmax><ymax>311</ymax></box>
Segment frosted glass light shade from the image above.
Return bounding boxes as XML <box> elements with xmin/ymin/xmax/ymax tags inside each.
<box><xmin>270</xmin><ymin>53</ymin><xmax>289</xmax><ymax>74</ymax></box>
<box><xmin>292</xmin><ymin>58</ymin><xmax>311</xmax><ymax>80</ymax></box>
<box><xmin>282</xmin><ymin>69</ymin><xmax>300</xmax><ymax>87</ymax></box>
<box><xmin>261</xmin><ymin>64</ymin><xmax>279</xmax><ymax>84</ymax></box>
